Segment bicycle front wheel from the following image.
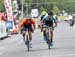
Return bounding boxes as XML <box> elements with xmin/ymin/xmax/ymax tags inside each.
<box><xmin>26</xmin><ymin>36</ymin><xmax>30</xmax><ymax>52</ymax></box>
<box><xmin>46</xmin><ymin>32</ymin><xmax>51</xmax><ymax>49</ymax></box>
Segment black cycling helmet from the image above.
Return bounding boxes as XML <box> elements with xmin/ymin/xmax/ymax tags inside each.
<box><xmin>48</xmin><ymin>12</ymin><xmax>53</xmax><ymax>16</ymax></box>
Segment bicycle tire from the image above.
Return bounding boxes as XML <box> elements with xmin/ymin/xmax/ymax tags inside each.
<box><xmin>26</xmin><ymin>36</ymin><xmax>30</xmax><ymax>52</ymax></box>
<box><xmin>27</xmin><ymin>41</ymin><xmax>29</xmax><ymax>52</ymax></box>
<box><xmin>47</xmin><ymin>32</ymin><xmax>51</xmax><ymax>49</ymax></box>
<box><xmin>46</xmin><ymin>31</ymin><xmax>51</xmax><ymax>49</ymax></box>
<box><xmin>23</xmin><ymin>37</ymin><xmax>25</xmax><ymax>43</ymax></box>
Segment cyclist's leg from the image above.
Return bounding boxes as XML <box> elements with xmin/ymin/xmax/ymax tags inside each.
<box><xmin>40</xmin><ymin>16</ymin><xmax>44</xmax><ymax>32</ymax></box>
<box><xmin>50</xmin><ymin>29</ymin><xmax>53</xmax><ymax>46</ymax></box>
<box><xmin>28</xmin><ymin>31</ymin><xmax>32</xmax><ymax>41</ymax></box>
<box><xmin>22</xmin><ymin>32</ymin><xmax>25</xmax><ymax>37</ymax></box>
<box><xmin>28</xmin><ymin>25</ymin><xmax>33</xmax><ymax>41</ymax></box>
<box><xmin>21</xmin><ymin>27</ymin><xmax>26</xmax><ymax>41</ymax></box>
<box><xmin>50</xmin><ymin>29</ymin><xmax>53</xmax><ymax>43</ymax></box>
<box><xmin>40</xmin><ymin>23</ymin><xmax>43</xmax><ymax>32</ymax></box>
<box><xmin>27</xmin><ymin>25</ymin><xmax>33</xmax><ymax>46</ymax></box>
<box><xmin>28</xmin><ymin>30</ymin><xmax>32</xmax><ymax>48</ymax></box>
<box><xmin>43</xmin><ymin>28</ymin><xmax>48</xmax><ymax>41</ymax></box>
<box><xmin>22</xmin><ymin>31</ymin><xmax>26</xmax><ymax>41</ymax></box>
<box><xmin>42</xmin><ymin>23</ymin><xmax>48</xmax><ymax>41</ymax></box>
<box><xmin>41</xmin><ymin>25</ymin><xmax>43</xmax><ymax>32</ymax></box>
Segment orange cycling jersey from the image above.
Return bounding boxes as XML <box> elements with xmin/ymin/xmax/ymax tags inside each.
<box><xmin>21</xmin><ymin>18</ymin><xmax>35</xmax><ymax>26</ymax></box>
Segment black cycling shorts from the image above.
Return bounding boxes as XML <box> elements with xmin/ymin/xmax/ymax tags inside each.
<box><xmin>21</xmin><ymin>24</ymin><xmax>33</xmax><ymax>32</ymax></box>
<box><xmin>43</xmin><ymin>20</ymin><xmax>53</xmax><ymax>27</ymax></box>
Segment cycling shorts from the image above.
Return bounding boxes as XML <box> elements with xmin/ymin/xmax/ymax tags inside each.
<box><xmin>42</xmin><ymin>20</ymin><xmax>53</xmax><ymax>27</ymax></box>
<box><xmin>21</xmin><ymin>24</ymin><xmax>33</xmax><ymax>32</ymax></box>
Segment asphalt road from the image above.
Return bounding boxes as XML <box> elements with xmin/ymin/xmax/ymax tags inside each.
<box><xmin>0</xmin><ymin>21</ymin><xmax>75</xmax><ymax>57</ymax></box>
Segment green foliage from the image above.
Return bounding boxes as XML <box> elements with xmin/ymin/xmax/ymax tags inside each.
<box><xmin>40</xmin><ymin>7</ymin><xmax>47</xmax><ymax>12</ymax></box>
<box><xmin>52</xmin><ymin>5</ymin><xmax>60</xmax><ymax>15</ymax></box>
<box><xmin>21</xmin><ymin>0</ymin><xmax>75</xmax><ymax>13</ymax></box>
<box><xmin>0</xmin><ymin>0</ymin><xmax>6</xmax><ymax>12</ymax></box>
<box><xmin>0</xmin><ymin>0</ymin><xmax>74</xmax><ymax>13</ymax></box>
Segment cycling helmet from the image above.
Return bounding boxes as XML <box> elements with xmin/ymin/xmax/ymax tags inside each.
<box><xmin>48</xmin><ymin>12</ymin><xmax>53</xmax><ymax>16</ymax></box>
<box><xmin>26</xmin><ymin>15</ymin><xmax>32</xmax><ymax>19</ymax></box>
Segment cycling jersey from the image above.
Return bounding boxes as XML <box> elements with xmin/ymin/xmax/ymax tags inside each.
<box><xmin>43</xmin><ymin>16</ymin><xmax>56</xmax><ymax>27</ymax></box>
<box><xmin>21</xmin><ymin>18</ymin><xmax>35</xmax><ymax>31</ymax></box>
<box><xmin>21</xmin><ymin>18</ymin><xmax>35</xmax><ymax>25</ymax></box>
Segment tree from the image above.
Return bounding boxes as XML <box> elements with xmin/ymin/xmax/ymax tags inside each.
<box><xmin>0</xmin><ymin>0</ymin><xmax>5</xmax><ymax>12</ymax></box>
<box><xmin>52</xmin><ymin>5</ymin><xmax>60</xmax><ymax>15</ymax></box>
<box><xmin>19</xmin><ymin>0</ymin><xmax>75</xmax><ymax>13</ymax></box>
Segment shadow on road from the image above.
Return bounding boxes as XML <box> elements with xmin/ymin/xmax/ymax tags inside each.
<box><xmin>0</xmin><ymin>36</ymin><xmax>10</xmax><ymax>40</ymax></box>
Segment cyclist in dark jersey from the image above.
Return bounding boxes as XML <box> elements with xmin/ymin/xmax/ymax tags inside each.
<box><xmin>42</xmin><ymin>12</ymin><xmax>57</xmax><ymax>46</ymax></box>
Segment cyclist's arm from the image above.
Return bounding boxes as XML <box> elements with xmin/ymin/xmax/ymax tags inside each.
<box><xmin>53</xmin><ymin>17</ymin><xmax>57</xmax><ymax>27</ymax></box>
<box><xmin>31</xmin><ymin>19</ymin><xmax>36</xmax><ymax>29</ymax></box>
<box><xmin>42</xmin><ymin>16</ymin><xmax>48</xmax><ymax>23</ymax></box>
<box><xmin>20</xmin><ymin>19</ymin><xmax>26</xmax><ymax>28</ymax></box>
